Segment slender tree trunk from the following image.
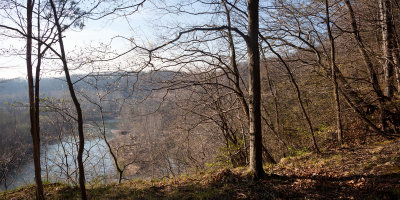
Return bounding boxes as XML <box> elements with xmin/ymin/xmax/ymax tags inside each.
<box><xmin>222</xmin><ymin>0</ymin><xmax>250</xmax><ymax>119</ymax></box>
<box><xmin>260</xmin><ymin>48</ymin><xmax>280</xmax><ymax>135</ymax></box>
<box><xmin>393</xmin><ymin>30</ymin><xmax>400</xmax><ymax>91</ymax></box>
<box><xmin>284</xmin><ymin>61</ymin><xmax>319</xmax><ymax>153</ymax></box>
<box><xmin>81</xmin><ymin>78</ymin><xmax>126</xmax><ymax>183</ymax></box>
<box><xmin>99</xmin><ymin>99</ymin><xmax>124</xmax><ymax>183</ymax></box>
<box><xmin>344</xmin><ymin>0</ymin><xmax>385</xmax><ymax>99</ymax></box>
<box><xmin>391</xmin><ymin>0</ymin><xmax>400</xmax><ymax>91</ymax></box>
<box><xmin>344</xmin><ymin>0</ymin><xmax>388</xmax><ymax>133</ymax></box>
<box><xmin>297</xmin><ymin>29</ymin><xmax>367</xmax><ymax>108</ymax></box>
<box><xmin>247</xmin><ymin>0</ymin><xmax>265</xmax><ymax>180</ymax></box>
<box><xmin>380</xmin><ymin>0</ymin><xmax>395</xmax><ymax>99</ymax></box>
<box><xmin>223</xmin><ymin>0</ymin><xmax>274</xmax><ymax>165</ymax></box>
<box><xmin>34</xmin><ymin>0</ymin><xmax>43</xmax><ymax>170</ymax></box>
<box><xmin>260</xmin><ymin>35</ymin><xmax>320</xmax><ymax>153</ymax></box>
<box><xmin>260</xmin><ymin>47</ymin><xmax>289</xmax><ymax>154</ymax></box>
<box><xmin>26</xmin><ymin>0</ymin><xmax>45</xmax><ymax>199</ymax></box>
<box><xmin>49</xmin><ymin>1</ymin><xmax>87</xmax><ymax>199</ymax></box>
<box><xmin>325</xmin><ymin>0</ymin><xmax>343</xmax><ymax>144</ymax></box>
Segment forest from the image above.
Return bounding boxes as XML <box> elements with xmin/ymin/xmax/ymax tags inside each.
<box><xmin>0</xmin><ymin>0</ymin><xmax>400</xmax><ymax>199</ymax></box>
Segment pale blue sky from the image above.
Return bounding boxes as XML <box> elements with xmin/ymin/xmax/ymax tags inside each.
<box><xmin>0</xmin><ymin>0</ymin><xmax>238</xmax><ymax>79</ymax></box>
<box><xmin>0</xmin><ymin>2</ymin><xmax>159</xmax><ymax>79</ymax></box>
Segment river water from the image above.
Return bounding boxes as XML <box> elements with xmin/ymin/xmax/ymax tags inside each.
<box><xmin>1</xmin><ymin>120</ymin><xmax>118</xmax><ymax>191</ymax></box>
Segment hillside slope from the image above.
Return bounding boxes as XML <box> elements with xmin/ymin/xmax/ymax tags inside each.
<box><xmin>1</xmin><ymin>138</ymin><xmax>400</xmax><ymax>200</ymax></box>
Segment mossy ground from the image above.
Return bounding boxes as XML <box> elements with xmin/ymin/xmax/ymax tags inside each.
<box><xmin>2</xmin><ymin>138</ymin><xmax>400</xmax><ymax>199</ymax></box>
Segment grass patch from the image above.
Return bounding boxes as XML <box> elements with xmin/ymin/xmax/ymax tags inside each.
<box><xmin>2</xmin><ymin>138</ymin><xmax>400</xmax><ymax>199</ymax></box>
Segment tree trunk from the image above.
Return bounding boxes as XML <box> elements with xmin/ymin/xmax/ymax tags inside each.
<box><xmin>393</xmin><ymin>24</ymin><xmax>400</xmax><ymax>91</ymax></box>
<box><xmin>100</xmin><ymin>102</ymin><xmax>124</xmax><ymax>184</ymax></box>
<box><xmin>260</xmin><ymin>47</ymin><xmax>289</xmax><ymax>154</ymax></box>
<box><xmin>49</xmin><ymin>0</ymin><xmax>87</xmax><ymax>199</ymax></box>
<box><xmin>344</xmin><ymin>0</ymin><xmax>384</xmax><ymax>99</ymax></box>
<box><xmin>344</xmin><ymin>0</ymin><xmax>388</xmax><ymax>133</ymax></box>
<box><xmin>260</xmin><ymin>35</ymin><xmax>320</xmax><ymax>153</ymax></box>
<box><xmin>260</xmin><ymin>48</ymin><xmax>281</xmax><ymax>137</ymax></box>
<box><xmin>380</xmin><ymin>0</ymin><xmax>395</xmax><ymax>99</ymax></box>
<box><xmin>247</xmin><ymin>0</ymin><xmax>265</xmax><ymax>180</ymax></box>
<box><xmin>393</xmin><ymin>32</ymin><xmax>400</xmax><ymax>92</ymax></box>
<box><xmin>325</xmin><ymin>0</ymin><xmax>344</xmax><ymax>144</ymax></box>
<box><xmin>26</xmin><ymin>0</ymin><xmax>45</xmax><ymax>199</ymax></box>
<box><xmin>224</xmin><ymin>0</ymin><xmax>273</xmax><ymax>165</ymax></box>
<box><xmin>222</xmin><ymin>0</ymin><xmax>250</xmax><ymax>119</ymax></box>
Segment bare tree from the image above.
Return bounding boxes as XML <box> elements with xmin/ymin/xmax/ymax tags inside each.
<box><xmin>48</xmin><ymin>0</ymin><xmax>87</xmax><ymax>198</ymax></box>
<box><xmin>260</xmin><ymin>35</ymin><xmax>320</xmax><ymax>153</ymax></box>
<box><xmin>344</xmin><ymin>0</ymin><xmax>389</xmax><ymax>133</ymax></box>
<box><xmin>120</xmin><ymin>0</ymin><xmax>270</xmax><ymax>178</ymax></box>
<box><xmin>379</xmin><ymin>0</ymin><xmax>396</xmax><ymax>99</ymax></box>
<box><xmin>325</xmin><ymin>0</ymin><xmax>343</xmax><ymax>144</ymax></box>
<box><xmin>246</xmin><ymin>0</ymin><xmax>265</xmax><ymax>179</ymax></box>
<box><xmin>80</xmin><ymin>74</ymin><xmax>137</xmax><ymax>183</ymax></box>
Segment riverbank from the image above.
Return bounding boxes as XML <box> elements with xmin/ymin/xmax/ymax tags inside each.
<box><xmin>1</xmin><ymin>119</ymin><xmax>120</xmax><ymax>191</ymax></box>
<box><xmin>2</xmin><ymin>137</ymin><xmax>399</xmax><ymax>199</ymax></box>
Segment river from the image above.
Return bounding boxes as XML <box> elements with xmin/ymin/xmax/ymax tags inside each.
<box><xmin>1</xmin><ymin>119</ymin><xmax>119</xmax><ymax>191</ymax></box>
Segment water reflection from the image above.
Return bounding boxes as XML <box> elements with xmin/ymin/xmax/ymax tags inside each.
<box><xmin>1</xmin><ymin>121</ymin><xmax>117</xmax><ymax>191</ymax></box>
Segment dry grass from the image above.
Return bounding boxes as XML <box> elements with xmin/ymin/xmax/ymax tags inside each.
<box><xmin>1</xmin><ymin>138</ymin><xmax>400</xmax><ymax>199</ymax></box>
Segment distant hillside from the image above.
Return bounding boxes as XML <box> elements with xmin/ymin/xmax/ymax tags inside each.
<box><xmin>0</xmin><ymin>71</ymin><xmax>181</xmax><ymax>106</ymax></box>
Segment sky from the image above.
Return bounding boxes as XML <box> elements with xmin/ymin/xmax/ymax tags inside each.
<box><xmin>0</xmin><ymin>0</ymin><xmax>236</xmax><ymax>80</ymax></box>
<box><xmin>0</xmin><ymin>1</ymin><xmax>166</xmax><ymax>79</ymax></box>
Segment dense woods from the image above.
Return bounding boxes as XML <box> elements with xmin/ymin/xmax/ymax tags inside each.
<box><xmin>1</xmin><ymin>0</ymin><xmax>400</xmax><ymax>199</ymax></box>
